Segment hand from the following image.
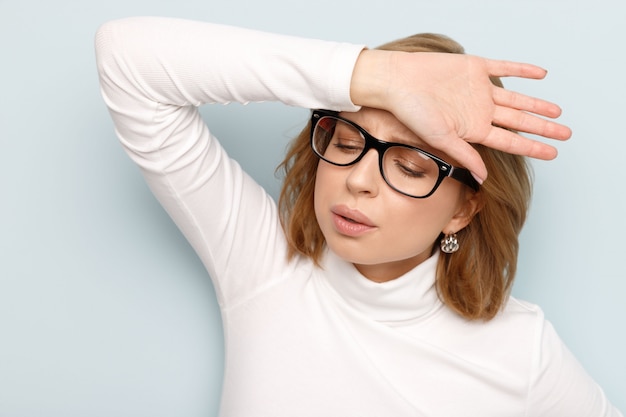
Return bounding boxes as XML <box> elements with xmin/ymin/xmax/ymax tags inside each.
<box><xmin>350</xmin><ymin>50</ymin><xmax>572</xmax><ymax>183</ymax></box>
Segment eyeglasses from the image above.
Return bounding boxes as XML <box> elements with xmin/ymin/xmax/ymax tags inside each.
<box><xmin>310</xmin><ymin>110</ymin><xmax>479</xmax><ymax>198</ymax></box>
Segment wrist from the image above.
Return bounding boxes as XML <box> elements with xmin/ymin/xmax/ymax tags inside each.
<box><xmin>349</xmin><ymin>49</ymin><xmax>395</xmax><ymax>109</ymax></box>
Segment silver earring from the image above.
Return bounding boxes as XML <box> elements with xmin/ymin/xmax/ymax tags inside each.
<box><xmin>440</xmin><ymin>233</ymin><xmax>459</xmax><ymax>254</ymax></box>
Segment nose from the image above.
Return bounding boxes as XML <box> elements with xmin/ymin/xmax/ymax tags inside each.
<box><xmin>345</xmin><ymin>149</ymin><xmax>381</xmax><ymax>197</ymax></box>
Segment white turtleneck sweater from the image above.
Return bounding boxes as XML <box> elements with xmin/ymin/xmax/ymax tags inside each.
<box><xmin>95</xmin><ymin>17</ymin><xmax>622</xmax><ymax>417</ymax></box>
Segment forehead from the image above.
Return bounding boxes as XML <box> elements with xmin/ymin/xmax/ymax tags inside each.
<box><xmin>339</xmin><ymin>108</ymin><xmax>418</xmax><ymax>142</ymax></box>
<box><xmin>338</xmin><ymin>108</ymin><xmax>458</xmax><ymax>164</ymax></box>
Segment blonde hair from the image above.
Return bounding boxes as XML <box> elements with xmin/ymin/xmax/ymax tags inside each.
<box><xmin>278</xmin><ymin>33</ymin><xmax>532</xmax><ymax>321</ymax></box>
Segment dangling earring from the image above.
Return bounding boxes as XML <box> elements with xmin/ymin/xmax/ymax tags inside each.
<box><xmin>440</xmin><ymin>233</ymin><xmax>459</xmax><ymax>254</ymax></box>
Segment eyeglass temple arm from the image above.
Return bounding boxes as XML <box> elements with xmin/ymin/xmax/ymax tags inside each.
<box><xmin>449</xmin><ymin>167</ymin><xmax>480</xmax><ymax>191</ymax></box>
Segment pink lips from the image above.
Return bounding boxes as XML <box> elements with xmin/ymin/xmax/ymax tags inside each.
<box><xmin>331</xmin><ymin>205</ymin><xmax>377</xmax><ymax>237</ymax></box>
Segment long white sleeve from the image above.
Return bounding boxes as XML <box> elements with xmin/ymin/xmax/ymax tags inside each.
<box><xmin>94</xmin><ymin>17</ymin><xmax>364</xmax><ymax>307</ymax></box>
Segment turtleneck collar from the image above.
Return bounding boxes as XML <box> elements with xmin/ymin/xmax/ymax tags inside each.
<box><xmin>319</xmin><ymin>249</ymin><xmax>443</xmax><ymax>324</ymax></box>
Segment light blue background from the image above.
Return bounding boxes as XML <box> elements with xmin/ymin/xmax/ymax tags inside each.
<box><xmin>1</xmin><ymin>0</ymin><xmax>624</xmax><ymax>415</ymax></box>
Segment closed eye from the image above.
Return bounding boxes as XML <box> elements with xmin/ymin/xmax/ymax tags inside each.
<box><xmin>393</xmin><ymin>159</ymin><xmax>427</xmax><ymax>178</ymax></box>
<box><xmin>332</xmin><ymin>137</ymin><xmax>364</xmax><ymax>154</ymax></box>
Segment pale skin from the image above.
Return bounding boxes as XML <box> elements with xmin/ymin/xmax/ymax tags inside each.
<box><xmin>349</xmin><ymin>49</ymin><xmax>572</xmax><ymax>183</ymax></box>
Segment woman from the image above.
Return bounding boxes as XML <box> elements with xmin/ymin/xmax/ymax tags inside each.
<box><xmin>95</xmin><ymin>17</ymin><xmax>621</xmax><ymax>416</ymax></box>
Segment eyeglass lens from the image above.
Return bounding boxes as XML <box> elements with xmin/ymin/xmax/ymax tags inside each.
<box><xmin>312</xmin><ymin>116</ymin><xmax>442</xmax><ymax>198</ymax></box>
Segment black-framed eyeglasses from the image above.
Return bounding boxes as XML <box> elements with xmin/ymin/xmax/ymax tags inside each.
<box><xmin>310</xmin><ymin>109</ymin><xmax>479</xmax><ymax>198</ymax></box>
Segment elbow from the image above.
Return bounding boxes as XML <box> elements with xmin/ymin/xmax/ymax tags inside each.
<box><xmin>94</xmin><ymin>19</ymin><xmax>127</xmax><ymax>79</ymax></box>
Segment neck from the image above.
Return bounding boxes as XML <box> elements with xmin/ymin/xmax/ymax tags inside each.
<box><xmin>353</xmin><ymin>248</ymin><xmax>433</xmax><ymax>283</ymax></box>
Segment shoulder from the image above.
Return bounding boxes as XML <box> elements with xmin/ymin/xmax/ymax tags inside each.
<box><xmin>422</xmin><ymin>295</ymin><xmax>548</xmax><ymax>362</ymax></box>
<box><xmin>428</xmin><ymin>296</ymin><xmax>548</xmax><ymax>370</ymax></box>
<box><xmin>499</xmin><ymin>296</ymin><xmax>545</xmax><ymax>324</ymax></box>
<box><xmin>485</xmin><ymin>296</ymin><xmax>547</xmax><ymax>343</ymax></box>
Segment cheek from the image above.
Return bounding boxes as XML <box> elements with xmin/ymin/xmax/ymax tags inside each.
<box><xmin>389</xmin><ymin>202</ymin><xmax>443</xmax><ymax>239</ymax></box>
<box><xmin>314</xmin><ymin>162</ymin><xmax>341</xmax><ymax>202</ymax></box>
<box><xmin>389</xmin><ymin>189</ymin><xmax>462</xmax><ymax>238</ymax></box>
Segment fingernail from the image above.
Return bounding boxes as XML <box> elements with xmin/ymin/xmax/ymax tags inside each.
<box><xmin>471</xmin><ymin>172</ymin><xmax>484</xmax><ymax>185</ymax></box>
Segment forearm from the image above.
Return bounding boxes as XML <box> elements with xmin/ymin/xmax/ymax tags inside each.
<box><xmin>95</xmin><ymin>16</ymin><xmax>363</xmax><ymax>118</ymax></box>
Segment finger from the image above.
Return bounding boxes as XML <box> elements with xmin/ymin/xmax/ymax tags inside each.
<box><xmin>493</xmin><ymin>87</ymin><xmax>562</xmax><ymax>118</ymax></box>
<box><xmin>483</xmin><ymin>58</ymin><xmax>547</xmax><ymax>79</ymax></box>
<box><xmin>481</xmin><ymin>126</ymin><xmax>559</xmax><ymax>160</ymax></box>
<box><xmin>427</xmin><ymin>135</ymin><xmax>488</xmax><ymax>183</ymax></box>
<box><xmin>493</xmin><ymin>106</ymin><xmax>572</xmax><ymax>140</ymax></box>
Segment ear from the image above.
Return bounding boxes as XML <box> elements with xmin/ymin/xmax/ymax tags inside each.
<box><xmin>442</xmin><ymin>190</ymin><xmax>483</xmax><ymax>235</ymax></box>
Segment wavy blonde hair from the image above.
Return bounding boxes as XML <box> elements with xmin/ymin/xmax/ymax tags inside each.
<box><xmin>278</xmin><ymin>33</ymin><xmax>532</xmax><ymax>321</ymax></box>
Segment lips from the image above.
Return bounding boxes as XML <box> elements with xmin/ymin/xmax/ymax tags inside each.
<box><xmin>330</xmin><ymin>205</ymin><xmax>377</xmax><ymax>236</ymax></box>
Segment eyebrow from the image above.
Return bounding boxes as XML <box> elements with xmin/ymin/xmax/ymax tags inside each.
<box><xmin>384</xmin><ymin>129</ymin><xmax>458</xmax><ymax>165</ymax></box>
<box><xmin>347</xmin><ymin>117</ymin><xmax>427</xmax><ymax>147</ymax></box>
<box><xmin>388</xmin><ymin>131</ymin><xmax>427</xmax><ymax>148</ymax></box>
<box><xmin>339</xmin><ymin>113</ymin><xmax>445</xmax><ymax>159</ymax></box>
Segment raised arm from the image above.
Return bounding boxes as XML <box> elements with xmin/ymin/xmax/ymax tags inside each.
<box><xmin>94</xmin><ymin>17</ymin><xmax>364</xmax><ymax>304</ymax></box>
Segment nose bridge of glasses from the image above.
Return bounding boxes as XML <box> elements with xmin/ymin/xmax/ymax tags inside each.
<box><xmin>352</xmin><ymin>146</ymin><xmax>380</xmax><ymax>172</ymax></box>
